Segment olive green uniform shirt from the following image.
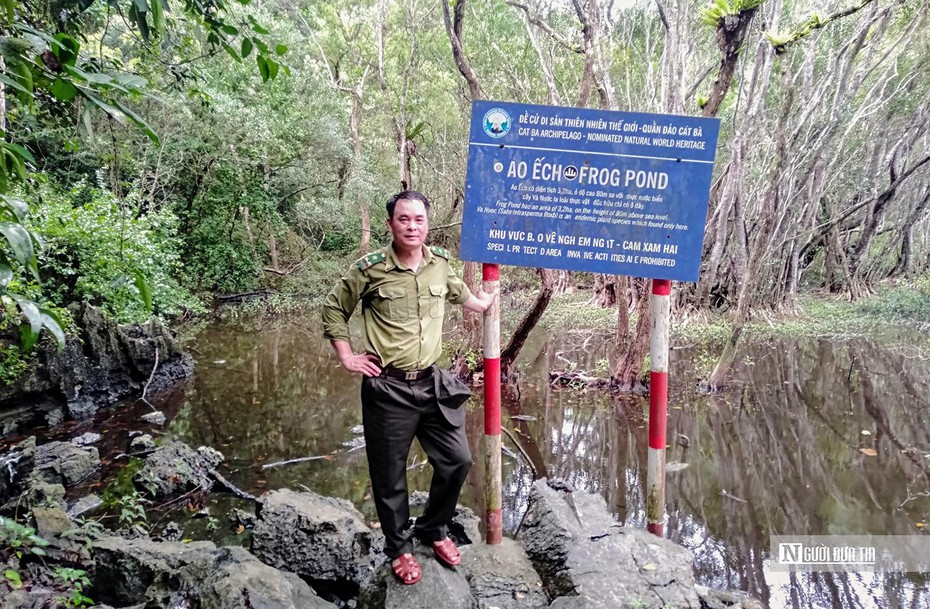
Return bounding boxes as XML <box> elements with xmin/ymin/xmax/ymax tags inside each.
<box><xmin>322</xmin><ymin>244</ymin><xmax>472</xmax><ymax>370</ymax></box>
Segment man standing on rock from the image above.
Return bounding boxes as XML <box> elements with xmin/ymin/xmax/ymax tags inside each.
<box><xmin>322</xmin><ymin>189</ymin><xmax>497</xmax><ymax>585</ymax></box>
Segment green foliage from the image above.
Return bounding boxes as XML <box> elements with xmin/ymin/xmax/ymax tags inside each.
<box><xmin>542</xmin><ymin>292</ymin><xmax>617</xmax><ymax>333</ymax></box>
<box><xmin>0</xmin><ymin>196</ymin><xmax>66</xmax><ymax>350</ymax></box>
<box><xmin>0</xmin><ymin>516</ymin><xmax>51</xmax><ymax>559</ymax></box>
<box><xmin>111</xmin><ymin>489</ymin><xmax>150</xmax><ymax>529</ymax></box>
<box><xmin>0</xmin><ymin>342</ymin><xmax>31</xmax><ymax>386</ymax></box>
<box><xmin>53</xmin><ymin>567</ymin><xmax>94</xmax><ymax>608</ymax></box>
<box><xmin>59</xmin><ymin>518</ymin><xmax>107</xmax><ymax>551</ymax></box>
<box><xmin>699</xmin><ymin>0</ymin><xmax>765</xmax><ymax>27</ymax></box>
<box><xmin>27</xmin><ymin>181</ymin><xmax>204</xmax><ymax>322</ymax></box>
<box><xmin>860</xmin><ymin>279</ymin><xmax>930</xmax><ymax>323</ymax></box>
<box><xmin>4</xmin><ymin>568</ymin><xmax>22</xmax><ymax>589</ymax></box>
<box><xmin>102</xmin><ymin>457</ymin><xmax>146</xmax><ymax>503</ymax></box>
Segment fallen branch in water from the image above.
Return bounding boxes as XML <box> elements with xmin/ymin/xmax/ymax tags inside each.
<box><xmin>502</xmin><ymin>427</ymin><xmax>538</xmax><ymax>478</ymax></box>
<box><xmin>209</xmin><ymin>468</ymin><xmax>257</xmax><ymax>501</ymax></box>
<box><xmin>260</xmin><ymin>454</ymin><xmax>333</xmax><ymax>470</ymax></box>
<box><xmin>721</xmin><ymin>489</ymin><xmax>748</xmax><ymax>503</ymax></box>
<box><xmin>140</xmin><ymin>347</ymin><xmax>160</xmax><ymax>412</ymax></box>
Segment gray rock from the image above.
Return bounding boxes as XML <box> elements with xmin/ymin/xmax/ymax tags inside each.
<box><xmin>133</xmin><ymin>441</ymin><xmax>223</xmax><ymax>497</ymax></box>
<box><xmin>129</xmin><ymin>433</ymin><xmax>155</xmax><ymax>452</ymax></box>
<box><xmin>0</xmin><ymin>303</ymin><xmax>193</xmax><ymax>420</ymax></box>
<box><xmin>92</xmin><ymin>536</ymin><xmax>335</xmax><ymax>608</ymax></box>
<box><xmin>1</xmin><ymin>476</ymin><xmax>66</xmax><ymax>513</ymax></box>
<box><xmin>33</xmin><ymin>440</ymin><xmax>100</xmax><ymax>486</ymax></box>
<box><xmin>160</xmin><ymin>521</ymin><xmax>183</xmax><ymax>542</ymax></box>
<box><xmin>517</xmin><ymin>479</ymin><xmax>700</xmax><ymax>609</ymax></box>
<box><xmin>71</xmin><ymin>432</ymin><xmax>102</xmax><ymax>446</ymax></box>
<box><xmin>252</xmin><ymin>488</ymin><xmax>382</xmax><ymax>590</ymax></box>
<box><xmin>32</xmin><ymin>505</ymin><xmax>75</xmax><ymax>539</ymax></box>
<box><xmin>459</xmin><ymin>538</ymin><xmax>548</xmax><ymax>609</ymax></box>
<box><xmin>32</xmin><ymin>505</ymin><xmax>90</xmax><ymax>563</ymax></box>
<box><xmin>228</xmin><ymin>507</ymin><xmax>257</xmax><ymax>529</ymax></box>
<box><xmin>357</xmin><ymin>543</ymin><xmax>474</xmax><ymax>609</ymax></box>
<box><xmin>140</xmin><ymin>410</ymin><xmax>166</xmax><ymax>425</ymax></box>
<box><xmin>696</xmin><ymin>585</ymin><xmax>766</xmax><ymax>609</ymax></box>
<box><xmin>68</xmin><ymin>493</ymin><xmax>103</xmax><ymax>517</ymax></box>
<box><xmin>0</xmin><ymin>436</ymin><xmax>36</xmax><ymax>503</ymax></box>
<box><xmin>0</xmin><ymin>589</ymin><xmax>53</xmax><ymax>609</ymax></box>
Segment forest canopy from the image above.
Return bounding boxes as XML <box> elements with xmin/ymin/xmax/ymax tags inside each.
<box><xmin>0</xmin><ymin>0</ymin><xmax>927</xmax><ymax>371</ymax></box>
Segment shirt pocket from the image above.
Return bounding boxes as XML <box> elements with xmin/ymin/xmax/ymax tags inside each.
<box><xmin>375</xmin><ymin>286</ymin><xmax>409</xmax><ymax>321</ymax></box>
<box><xmin>429</xmin><ymin>284</ymin><xmax>448</xmax><ymax>318</ymax></box>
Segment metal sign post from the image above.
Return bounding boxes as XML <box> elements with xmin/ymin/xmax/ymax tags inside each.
<box><xmin>483</xmin><ymin>263</ymin><xmax>502</xmax><ymax>544</ymax></box>
<box><xmin>461</xmin><ymin>101</ymin><xmax>720</xmax><ymax>542</ymax></box>
<box><xmin>647</xmin><ymin>278</ymin><xmax>671</xmax><ymax>536</ymax></box>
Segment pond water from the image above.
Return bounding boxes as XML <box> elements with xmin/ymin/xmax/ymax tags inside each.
<box><xmin>6</xmin><ymin>308</ymin><xmax>930</xmax><ymax>608</ymax></box>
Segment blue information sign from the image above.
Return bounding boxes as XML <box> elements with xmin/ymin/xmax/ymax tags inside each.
<box><xmin>461</xmin><ymin>101</ymin><xmax>720</xmax><ymax>282</ymax></box>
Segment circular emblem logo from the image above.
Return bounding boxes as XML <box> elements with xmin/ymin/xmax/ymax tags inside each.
<box><xmin>482</xmin><ymin>108</ymin><xmax>511</xmax><ymax>139</ymax></box>
<box><xmin>564</xmin><ymin>165</ymin><xmax>578</xmax><ymax>180</ymax></box>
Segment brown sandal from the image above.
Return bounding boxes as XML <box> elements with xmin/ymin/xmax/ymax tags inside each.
<box><xmin>392</xmin><ymin>553</ymin><xmax>422</xmax><ymax>585</ymax></box>
<box><xmin>433</xmin><ymin>538</ymin><xmax>461</xmax><ymax>567</ymax></box>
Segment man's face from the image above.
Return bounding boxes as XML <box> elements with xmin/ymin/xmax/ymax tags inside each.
<box><xmin>387</xmin><ymin>198</ymin><xmax>429</xmax><ymax>251</ymax></box>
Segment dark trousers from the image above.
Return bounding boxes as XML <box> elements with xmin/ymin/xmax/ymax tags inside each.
<box><xmin>361</xmin><ymin>372</ymin><xmax>472</xmax><ymax>559</ymax></box>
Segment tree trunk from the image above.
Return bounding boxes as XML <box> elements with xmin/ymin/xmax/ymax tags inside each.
<box><xmin>0</xmin><ymin>55</ymin><xmax>5</xmax><ymax>133</ymax></box>
<box><xmin>268</xmin><ymin>230</ymin><xmax>278</xmax><ymax>271</ymax></box>
<box><xmin>592</xmin><ymin>274</ymin><xmax>616</xmax><ymax>307</ymax></box>
<box><xmin>501</xmin><ymin>269</ymin><xmax>555</xmax><ymax>379</ymax></box>
<box><xmin>702</xmin><ymin>9</ymin><xmax>759</xmax><ymax>118</ymax></box>
<box><xmin>891</xmin><ymin>187</ymin><xmax>930</xmax><ymax>277</ymax></box>
<box><xmin>242</xmin><ymin>206</ymin><xmax>258</xmax><ymax>265</ymax></box>
<box><xmin>706</xmin><ymin>69</ymin><xmax>792</xmax><ymax>389</ymax></box>
<box><xmin>441</xmin><ymin>0</ymin><xmax>485</xmax><ymax>360</ymax></box>
<box><xmin>348</xmin><ymin>72</ymin><xmax>371</xmax><ymax>253</ymax></box>
<box><xmin>610</xmin><ymin>293</ymin><xmax>650</xmax><ymax>392</ymax></box>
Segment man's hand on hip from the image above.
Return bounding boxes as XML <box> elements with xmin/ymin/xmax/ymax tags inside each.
<box><xmin>341</xmin><ymin>353</ymin><xmax>383</xmax><ymax>377</ymax></box>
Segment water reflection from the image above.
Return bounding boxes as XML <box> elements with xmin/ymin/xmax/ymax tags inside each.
<box><xmin>164</xmin><ymin>314</ymin><xmax>930</xmax><ymax>608</ymax></box>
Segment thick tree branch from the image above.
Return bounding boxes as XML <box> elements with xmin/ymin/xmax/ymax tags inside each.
<box><xmin>771</xmin><ymin>0</ymin><xmax>877</xmax><ymax>54</ymax></box>
<box><xmin>506</xmin><ymin>1</ymin><xmax>584</xmax><ymax>53</ymax></box>
<box><xmin>442</xmin><ymin>0</ymin><xmax>484</xmax><ymax>100</ymax></box>
<box><xmin>800</xmin><ymin>151</ymin><xmax>930</xmax><ymax>258</ymax></box>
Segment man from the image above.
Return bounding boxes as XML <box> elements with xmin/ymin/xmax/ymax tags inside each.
<box><xmin>322</xmin><ymin>190</ymin><xmax>497</xmax><ymax>585</ymax></box>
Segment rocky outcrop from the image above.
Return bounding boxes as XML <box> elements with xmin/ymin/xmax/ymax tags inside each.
<box><xmin>1</xmin><ymin>434</ymin><xmax>765</xmax><ymax>609</ymax></box>
<box><xmin>0</xmin><ymin>436</ymin><xmax>74</xmax><ymax>514</ymax></box>
<box><xmin>697</xmin><ymin>586</ymin><xmax>767</xmax><ymax>609</ymax></box>
<box><xmin>0</xmin><ymin>436</ymin><xmax>36</xmax><ymax>503</ymax></box>
<box><xmin>251</xmin><ymin>488</ymin><xmax>383</xmax><ymax>592</ymax></box>
<box><xmin>356</xmin><ymin>543</ymin><xmax>474</xmax><ymax>609</ymax></box>
<box><xmin>32</xmin><ymin>440</ymin><xmax>100</xmax><ymax>486</ymax></box>
<box><xmin>134</xmin><ymin>442</ymin><xmax>223</xmax><ymax>497</ymax></box>
<box><xmin>0</xmin><ymin>303</ymin><xmax>193</xmax><ymax>423</ymax></box>
<box><xmin>517</xmin><ymin>479</ymin><xmax>702</xmax><ymax>609</ymax></box>
<box><xmin>459</xmin><ymin>539</ymin><xmax>549</xmax><ymax>609</ymax></box>
<box><xmin>91</xmin><ymin>536</ymin><xmax>336</xmax><ymax>609</ymax></box>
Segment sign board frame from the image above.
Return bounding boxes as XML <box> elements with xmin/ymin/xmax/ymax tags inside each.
<box><xmin>461</xmin><ymin>101</ymin><xmax>721</xmax><ymax>282</ymax></box>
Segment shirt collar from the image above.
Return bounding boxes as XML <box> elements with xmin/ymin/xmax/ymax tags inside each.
<box><xmin>384</xmin><ymin>244</ymin><xmax>433</xmax><ymax>271</ymax></box>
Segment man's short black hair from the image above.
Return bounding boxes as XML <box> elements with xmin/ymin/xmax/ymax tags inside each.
<box><xmin>386</xmin><ymin>190</ymin><xmax>430</xmax><ymax>219</ymax></box>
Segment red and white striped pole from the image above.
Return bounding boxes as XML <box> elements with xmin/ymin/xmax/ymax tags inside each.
<box><xmin>646</xmin><ymin>278</ymin><xmax>670</xmax><ymax>537</ymax></box>
<box><xmin>482</xmin><ymin>263</ymin><xmax>502</xmax><ymax>544</ymax></box>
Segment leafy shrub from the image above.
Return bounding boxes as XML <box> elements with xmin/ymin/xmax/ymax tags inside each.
<box><xmin>860</xmin><ymin>278</ymin><xmax>930</xmax><ymax>322</ymax></box>
<box><xmin>26</xmin><ymin>180</ymin><xmax>204</xmax><ymax>322</ymax></box>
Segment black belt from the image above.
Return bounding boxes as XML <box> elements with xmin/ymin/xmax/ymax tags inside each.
<box><xmin>382</xmin><ymin>365</ymin><xmax>434</xmax><ymax>381</ymax></box>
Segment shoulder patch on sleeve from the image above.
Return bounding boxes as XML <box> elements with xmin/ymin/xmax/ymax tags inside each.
<box><xmin>430</xmin><ymin>245</ymin><xmax>450</xmax><ymax>259</ymax></box>
<box><xmin>356</xmin><ymin>251</ymin><xmax>386</xmax><ymax>271</ymax></box>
